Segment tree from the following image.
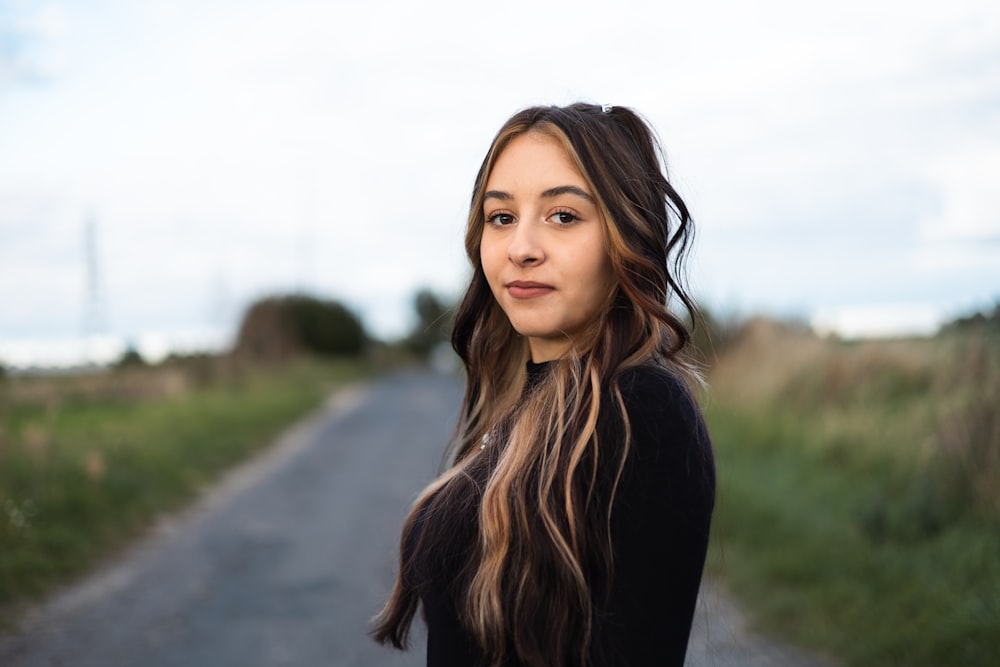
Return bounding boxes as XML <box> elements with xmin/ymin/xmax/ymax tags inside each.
<box><xmin>404</xmin><ymin>288</ymin><xmax>453</xmax><ymax>359</ymax></box>
<box><xmin>234</xmin><ymin>294</ymin><xmax>366</xmax><ymax>361</ymax></box>
<box><xmin>114</xmin><ymin>344</ymin><xmax>147</xmax><ymax>369</ymax></box>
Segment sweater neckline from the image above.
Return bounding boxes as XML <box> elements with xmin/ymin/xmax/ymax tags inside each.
<box><xmin>526</xmin><ymin>359</ymin><xmax>552</xmax><ymax>387</ymax></box>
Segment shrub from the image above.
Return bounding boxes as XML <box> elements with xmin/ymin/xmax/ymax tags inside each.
<box><xmin>114</xmin><ymin>345</ymin><xmax>147</xmax><ymax>369</ymax></box>
<box><xmin>234</xmin><ymin>294</ymin><xmax>366</xmax><ymax>361</ymax></box>
<box><xmin>942</xmin><ymin>301</ymin><xmax>1000</xmax><ymax>333</ymax></box>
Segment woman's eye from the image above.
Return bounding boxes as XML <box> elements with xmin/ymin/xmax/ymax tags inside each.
<box><xmin>550</xmin><ymin>211</ymin><xmax>578</xmax><ymax>225</ymax></box>
<box><xmin>487</xmin><ymin>213</ymin><xmax>515</xmax><ymax>226</ymax></box>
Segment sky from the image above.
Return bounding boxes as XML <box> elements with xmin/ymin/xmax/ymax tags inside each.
<box><xmin>1</xmin><ymin>0</ymin><xmax>998</xmax><ymax>367</ymax></box>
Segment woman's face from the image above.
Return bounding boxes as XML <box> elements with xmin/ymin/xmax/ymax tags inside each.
<box><xmin>480</xmin><ymin>131</ymin><xmax>615</xmax><ymax>362</ymax></box>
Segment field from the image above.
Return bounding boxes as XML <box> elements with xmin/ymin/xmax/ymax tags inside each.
<box><xmin>0</xmin><ymin>357</ymin><xmax>367</xmax><ymax>627</ymax></box>
<box><xmin>2</xmin><ymin>318</ymin><xmax>997</xmax><ymax>664</ymax></box>
<box><xmin>703</xmin><ymin>318</ymin><xmax>1000</xmax><ymax>666</ymax></box>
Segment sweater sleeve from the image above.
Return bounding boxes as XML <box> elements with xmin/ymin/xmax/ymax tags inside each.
<box><xmin>590</xmin><ymin>367</ymin><xmax>716</xmax><ymax>666</ymax></box>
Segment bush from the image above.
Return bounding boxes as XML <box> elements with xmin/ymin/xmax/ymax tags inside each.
<box><xmin>114</xmin><ymin>345</ymin><xmax>147</xmax><ymax>369</ymax></box>
<box><xmin>234</xmin><ymin>294</ymin><xmax>366</xmax><ymax>361</ymax></box>
<box><xmin>942</xmin><ymin>301</ymin><xmax>1000</xmax><ymax>333</ymax></box>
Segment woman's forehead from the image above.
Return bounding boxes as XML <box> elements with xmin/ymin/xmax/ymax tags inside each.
<box><xmin>485</xmin><ymin>133</ymin><xmax>588</xmax><ymax>194</ymax></box>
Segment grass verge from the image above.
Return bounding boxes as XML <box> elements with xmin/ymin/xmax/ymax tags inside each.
<box><xmin>706</xmin><ymin>405</ymin><xmax>999</xmax><ymax>666</ymax></box>
<box><xmin>703</xmin><ymin>324</ymin><xmax>1000</xmax><ymax>666</ymax></box>
<box><xmin>0</xmin><ymin>358</ymin><xmax>367</xmax><ymax>628</ymax></box>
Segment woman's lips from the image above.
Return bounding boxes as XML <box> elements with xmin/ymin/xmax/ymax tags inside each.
<box><xmin>507</xmin><ymin>281</ymin><xmax>554</xmax><ymax>299</ymax></box>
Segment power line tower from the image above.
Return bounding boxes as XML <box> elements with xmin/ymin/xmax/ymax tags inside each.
<box><xmin>296</xmin><ymin>170</ymin><xmax>318</xmax><ymax>294</ymax></box>
<box><xmin>82</xmin><ymin>213</ymin><xmax>108</xmax><ymax>337</ymax></box>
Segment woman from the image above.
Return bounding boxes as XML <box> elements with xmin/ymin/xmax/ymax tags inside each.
<box><xmin>373</xmin><ymin>103</ymin><xmax>715</xmax><ymax>666</ymax></box>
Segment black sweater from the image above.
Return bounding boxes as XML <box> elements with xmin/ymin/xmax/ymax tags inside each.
<box><xmin>419</xmin><ymin>362</ymin><xmax>715</xmax><ymax>666</ymax></box>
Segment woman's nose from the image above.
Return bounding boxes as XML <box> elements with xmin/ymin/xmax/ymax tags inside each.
<box><xmin>507</xmin><ymin>219</ymin><xmax>545</xmax><ymax>267</ymax></box>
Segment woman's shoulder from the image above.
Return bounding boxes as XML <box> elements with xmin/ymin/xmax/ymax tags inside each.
<box><xmin>616</xmin><ymin>363</ymin><xmax>702</xmax><ymax>420</ymax></box>
<box><xmin>612</xmin><ymin>362</ymin><xmax>713</xmax><ymax>466</ymax></box>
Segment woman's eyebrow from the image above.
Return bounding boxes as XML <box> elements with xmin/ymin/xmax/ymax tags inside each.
<box><xmin>483</xmin><ymin>190</ymin><xmax>512</xmax><ymax>202</ymax></box>
<box><xmin>483</xmin><ymin>186</ymin><xmax>595</xmax><ymax>204</ymax></box>
<box><xmin>541</xmin><ymin>185</ymin><xmax>595</xmax><ymax>203</ymax></box>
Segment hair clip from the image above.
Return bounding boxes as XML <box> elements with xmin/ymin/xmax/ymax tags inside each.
<box><xmin>601</xmin><ymin>104</ymin><xmax>613</xmax><ymax>113</ymax></box>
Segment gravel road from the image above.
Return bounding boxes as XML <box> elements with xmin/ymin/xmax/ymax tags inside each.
<box><xmin>0</xmin><ymin>369</ymin><xmax>835</xmax><ymax>667</ymax></box>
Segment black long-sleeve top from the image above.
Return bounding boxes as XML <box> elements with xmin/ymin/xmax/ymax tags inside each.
<box><xmin>419</xmin><ymin>361</ymin><xmax>716</xmax><ymax>666</ymax></box>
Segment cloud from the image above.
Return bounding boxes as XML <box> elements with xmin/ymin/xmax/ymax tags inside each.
<box><xmin>0</xmin><ymin>3</ymin><xmax>68</xmax><ymax>86</ymax></box>
<box><xmin>918</xmin><ymin>148</ymin><xmax>1000</xmax><ymax>243</ymax></box>
<box><xmin>811</xmin><ymin>303</ymin><xmax>944</xmax><ymax>338</ymax></box>
<box><xmin>2</xmin><ymin>0</ymin><xmax>1000</xmax><ymax>358</ymax></box>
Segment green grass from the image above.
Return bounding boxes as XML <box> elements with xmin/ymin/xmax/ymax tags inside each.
<box><xmin>705</xmin><ymin>402</ymin><xmax>1000</xmax><ymax>666</ymax></box>
<box><xmin>0</xmin><ymin>359</ymin><xmax>367</xmax><ymax>625</ymax></box>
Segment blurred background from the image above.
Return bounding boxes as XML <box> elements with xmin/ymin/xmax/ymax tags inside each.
<box><xmin>1</xmin><ymin>0</ymin><xmax>997</xmax><ymax>368</ymax></box>
<box><xmin>1</xmin><ymin>1</ymin><xmax>998</xmax><ymax>666</ymax></box>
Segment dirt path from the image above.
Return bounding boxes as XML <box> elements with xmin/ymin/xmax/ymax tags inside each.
<box><xmin>687</xmin><ymin>580</ymin><xmax>838</xmax><ymax>666</ymax></box>
<box><xmin>0</xmin><ymin>369</ymin><xmax>836</xmax><ymax>666</ymax></box>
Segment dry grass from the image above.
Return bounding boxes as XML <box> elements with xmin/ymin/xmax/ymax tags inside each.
<box><xmin>702</xmin><ymin>318</ymin><xmax>1000</xmax><ymax>665</ymax></box>
<box><xmin>709</xmin><ymin>319</ymin><xmax>999</xmax><ymax>504</ymax></box>
<box><xmin>933</xmin><ymin>335</ymin><xmax>1000</xmax><ymax>517</ymax></box>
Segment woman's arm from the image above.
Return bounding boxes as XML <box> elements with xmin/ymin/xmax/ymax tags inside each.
<box><xmin>591</xmin><ymin>367</ymin><xmax>716</xmax><ymax>666</ymax></box>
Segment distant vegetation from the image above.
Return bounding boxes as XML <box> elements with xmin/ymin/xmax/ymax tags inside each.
<box><xmin>234</xmin><ymin>294</ymin><xmax>367</xmax><ymax>361</ymax></box>
<box><xmin>942</xmin><ymin>300</ymin><xmax>1000</xmax><ymax>333</ymax></box>
<box><xmin>401</xmin><ymin>288</ymin><xmax>454</xmax><ymax>360</ymax></box>
<box><xmin>113</xmin><ymin>344</ymin><xmax>148</xmax><ymax>369</ymax></box>
<box><xmin>700</xmin><ymin>308</ymin><xmax>999</xmax><ymax>666</ymax></box>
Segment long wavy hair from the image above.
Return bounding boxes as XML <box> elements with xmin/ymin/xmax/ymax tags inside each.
<box><xmin>373</xmin><ymin>103</ymin><xmax>699</xmax><ymax>666</ymax></box>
